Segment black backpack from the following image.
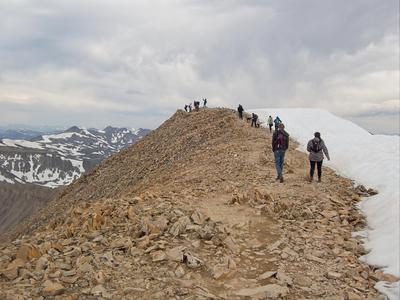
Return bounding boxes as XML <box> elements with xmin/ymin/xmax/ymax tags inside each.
<box><xmin>311</xmin><ymin>139</ymin><xmax>322</xmax><ymax>152</ymax></box>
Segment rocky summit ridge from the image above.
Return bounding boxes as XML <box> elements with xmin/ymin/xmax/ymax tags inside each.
<box><xmin>0</xmin><ymin>108</ymin><xmax>394</xmax><ymax>299</ymax></box>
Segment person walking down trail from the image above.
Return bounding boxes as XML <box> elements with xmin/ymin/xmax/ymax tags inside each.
<box><xmin>307</xmin><ymin>132</ymin><xmax>330</xmax><ymax>182</ymax></box>
<box><xmin>203</xmin><ymin>98</ymin><xmax>207</xmax><ymax>107</ymax></box>
<box><xmin>267</xmin><ymin>115</ymin><xmax>273</xmax><ymax>132</ymax></box>
<box><xmin>273</xmin><ymin>116</ymin><xmax>282</xmax><ymax>131</ymax></box>
<box><xmin>272</xmin><ymin>123</ymin><xmax>289</xmax><ymax>183</ymax></box>
<box><xmin>251</xmin><ymin>113</ymin><xmax>259</xmax><ymax>127</ymax></box>
<box><xmin>237</xmin><ymin>104</ymin><xmax>244</xmax><ymax>119</ymax></box>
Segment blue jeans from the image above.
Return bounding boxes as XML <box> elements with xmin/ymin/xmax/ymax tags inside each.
<box><xmin>274</xmin><ymin>150</ymin><xmax>286</xmax><ymax>178</ymax></box>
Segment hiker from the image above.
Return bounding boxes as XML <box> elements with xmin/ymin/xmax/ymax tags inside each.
<box><xmin>273</xmin><ymin>116</ymin><xmax>282</xmax><ymax>131</ymax></box>
<box><xmin>194</xmin><ymin>101</ymin><xmax>200</xmax><ymax>111</ymax></box>
<box><xmin>237</xmin><ymin>104</ymin><xmax>244</xmax><ymax>119</ymax></box>
<box><xmin>251</xmin><ymin>113</ymin><xmax>258</xmax><ymax>127</ymax></box>
<box><xmin>184</xmin><ymin>104</ymin><xmax>188</xmax><ymax>112</ymax></box>
<box><xmin>267</xmin><ymin>115</ymin><xmax>273</xmax><ymax>132</ymax></box>
<box><xmin>272</xmin><ymin>123</ymin><xmax>289</xmax><ymax>183</ymax></box>
<box><xmin>307</xmin><ymin>132</ymin><xmax>330</xmax><ymax>182</ymax></box>
<box><xmin>188</xmin><ymin>103</ymin><xmax>192</xmax><ymax>112</ymax></box>
<box><xmin>203</xmin><ymin>98</ymin><xmax>207</xmax><ymax>107</ymax></box>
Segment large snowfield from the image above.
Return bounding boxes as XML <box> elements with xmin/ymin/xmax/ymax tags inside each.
<box><xmin>252</xmin><ymin>108</ymin><xmax>399</xmax><ymax>299</ymax></box>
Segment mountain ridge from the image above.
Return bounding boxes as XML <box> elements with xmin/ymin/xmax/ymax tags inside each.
<box><xmin>0</xmin><ymin>126</ymin><xmax>150</xmax><ymax>187</ymax></box>
<box><xmin>0</xmin><ymin>108</ymin><xmax>385</xmax><ymax>299</ymax></box>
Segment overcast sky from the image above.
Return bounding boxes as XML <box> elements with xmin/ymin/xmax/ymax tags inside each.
<box><xmin>0</xmin><ymin>0</ymin><xmax>399</xmax><ymax>134</ymax></box>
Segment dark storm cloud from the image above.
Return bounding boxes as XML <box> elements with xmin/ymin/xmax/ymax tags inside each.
<box><xmin>0</xmin><ymin>0</ymin><xmax>398</xmax><ymax>132</ymax></box>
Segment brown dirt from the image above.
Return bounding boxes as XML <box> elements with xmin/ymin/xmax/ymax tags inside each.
<box><xmin>0</xmin><ymin>108</ymin><xmax>383</xmax><ymax>299</ymax></box>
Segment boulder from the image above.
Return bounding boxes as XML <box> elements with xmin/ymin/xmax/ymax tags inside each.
<box><xmin>326</xmin><ymin>271</ymin><xmax>342</xmax><ymax>279</ymax></box>
<box><xmin>151</xmin><ymin>250</ymin><xmax>167</xmax><ymax>262</ymax></box>
<box><xmin>16</xmin><ymin>244</ymin><xmax>41</xmax><ymax>262</ymax></box>
<box><xmin>1</xmin><ymin>259</ymin><xmax>25</xmax><ymax>280</ymax></box>
<box><xmin>166</xmin><ymin>246</ymin><xmax>185</xmax><ymax>262</ymax></box>
<box><xmin>224</xmin><ymin>236</ymin><xmax>240</xmax><ymax>253</ymax></box>
<box><xmin>35</xmin><ymin>256</ymin><xmax>49</xmax><ymax>272</ymax></box>
<box><xmin>94</xmin><ymin>270</ymin><xmax>107</xmax><ymax>284</ymax></box>
<box><xmin>191</xmin><ymin>210</ymin><xmax>207</xmax><ymax>225</ymax></box>
<box><xmin>111</xmin><ymin>237</ymin><xmax>133</xmax><ymax>250</ymax></box>
<box><xmin>42</xmin><ymin>280</ymin><xmax>65</xmax><ymax>297</ymax></box>
<box><xmin>276</xmin><ymin>271</ymin><xmax>293</xmax><ymax>286</ymax></box>
<box><xmin>183</xmin><ymin>251</ymin><xmax>202</xmax><ymax>268</ymax></box>
<box><xmin>235</xmin><ymin>284</ymin><xmax>288</xmax><ymax>298</ymax></box>
<box><xmin>169</xmin><ymin>216</ymin><xmax>191</xmax><ymax>236</ymax></box>
<box><xmin>258</xmin><ymin>271</ymin><xmax>277</xmax><ymax>280</ymax></box>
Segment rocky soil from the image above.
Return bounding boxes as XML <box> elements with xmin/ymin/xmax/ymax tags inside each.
<box><xmin>0</xmin><ymin>108</ymin><xmax>396</xmax><ymax>299</ymax></box>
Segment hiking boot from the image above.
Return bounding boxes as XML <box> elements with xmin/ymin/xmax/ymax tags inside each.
<box><xmin>276</xmin><ymin>176</ymin><xmax>280</xmax><ymax>181</ymax></box>
<box><xmin>280</xmin><ymin>176</ymin><xmax>284</xmax><ymax>183</ymax></box>
<box><xmin>317</xmin><ymin>178</ymin><xmax>321</xmax><ymax>183</ymax></box>
<box><xmin>308</xmin><ymin>176</ymin><xmax>313</xmax><ymax>183</ymax></box>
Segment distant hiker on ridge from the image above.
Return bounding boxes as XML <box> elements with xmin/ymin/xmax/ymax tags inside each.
<box><xmin>307</xmin><ymin>132</ymin><xmax>330</xmax><ymax>182</ymax></box>
<box><xmin>194</xmin><ymin>101</ymin><xmax>200</xmax><ymax>111</ymax></box>
<box><xmin>237</xmin><ymin>104</ymin><xmax>244</xmax><ymax>119</ymax></box>
<box><xmin>203</xmin><ymin>98</ymin><xmax>207</xmax><ymax>107</ymax></box>
<box><xmin>273</xmin><ymin>116</ymin><xmax>282</xmax><ymax>131</ymax></box>
<box><xmin>272</xmin><ymin>123</ymin><xmax>289</xmax><ymax>183</ymax></box>
<box><xmin>184</xmin><ymin>104</ymin><xmax>188</xmax><ymax>112</ymax></box>
<box><xmin>251</xmin><ymin>113</ymin><xmax>259</xmax><ymax>127</ymax></box>
<box><xmin>267</xmin><ymin>115</ymin><xmax>273</xmax><ymax>132</ymax></box>
<box><xmin>188</xmin><ymin>103</ymin><xmax>192</xmax><ymax>112</ymax></box>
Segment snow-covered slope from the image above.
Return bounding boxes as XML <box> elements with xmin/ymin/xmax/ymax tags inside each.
<box><xmin>252</xmin><ymin>108</ymin><xmax>400</xmax><ymax>299</ymax></box>
<box><xmin>0</xmin><ymin>126</ymin><xmax>150</xmax><ymax>187</ymax></box>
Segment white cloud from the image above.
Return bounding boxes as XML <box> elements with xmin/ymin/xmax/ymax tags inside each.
<box><xmin>0</xmin><ymin>0</ymin><xmax>398</xmax><ymax>132</ymax></box>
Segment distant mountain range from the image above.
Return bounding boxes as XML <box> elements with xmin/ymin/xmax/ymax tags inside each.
<box><xmin>0</xmin><ymin>126</ymin><xmax>150</xmax><ymax>187</ymax></box>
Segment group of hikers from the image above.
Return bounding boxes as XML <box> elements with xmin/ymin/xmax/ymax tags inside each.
<box><xmin>237</xmin><ymin>104</ymin><xmax>330</xmax><ymax>183</ymax></box>
<box><xmin>184</xmin><ymin>99</ymin><xmax>207</xmax><ymax>112</ymax></box>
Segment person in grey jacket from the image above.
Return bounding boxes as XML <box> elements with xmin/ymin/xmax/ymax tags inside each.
<box><xmin>307</xmin><ymin>132</ymin><xmax>330</xmax><ymax>182</ymax></box>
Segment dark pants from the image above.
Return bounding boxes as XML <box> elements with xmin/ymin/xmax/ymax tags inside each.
<box><xmin>310</xmin><ymin>160</ymin><xmax>323</xmax><ymax>179</ymax></box>
<box><xmin>274</xmin><ymin>150</ymin><xmax>286</xmax><ymax>179</ymax></box>
<box><xmin>239</xmin><ymin>111</ymin><xmax>243</xmax><ymax>119</ymax></box>
<box><xmin>251</xmin><ymin>119</ymin><xmax>257</xmax><ymax>127</ymax></box>
<box><xmin>268</xmin><ymin>124</ymin><xmax>273</xmax><ymax>132</ymax></box>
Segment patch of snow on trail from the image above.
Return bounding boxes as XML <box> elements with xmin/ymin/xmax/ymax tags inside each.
<box><xmin>253</xmin><ymin>108</ymin><xmax>400</xmax><ymax>299</ymax></box>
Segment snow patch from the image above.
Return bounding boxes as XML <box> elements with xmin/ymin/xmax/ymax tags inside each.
<box><xmin>253</xmin><ymin>108</ymin><xmax>400</xmax><ymax>299</ymax></box>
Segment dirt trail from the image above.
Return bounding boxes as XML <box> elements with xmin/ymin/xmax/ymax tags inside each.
<box><xmin>0</xmin><ymin>108</ymin><xmax>384</xmax><ymax>299</ymax></box>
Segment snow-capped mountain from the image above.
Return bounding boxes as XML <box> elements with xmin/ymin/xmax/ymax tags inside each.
<box><xmin>0</xmin><ymin>126</ymin><xmax>150</xmax><ymax>188</ymax></box>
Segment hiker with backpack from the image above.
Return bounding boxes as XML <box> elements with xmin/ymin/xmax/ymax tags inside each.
<box><xmin>273</xmin><ymin>116</ymin><xmax>282</xmax><ymax>131</ymax></box>
<box><xmin>272</xmin><ymin>123</ymin><xmax>289</xmax><ymax>183</ymax></box>
<box><xmin>194</xmin><ymin>101</ymin><xmax>200</xmax><ymax>111</ymax></box>
<box><xmin>267</xmin><ymin>115</ymin><xmax>273</xmax><ymax>132</ymax></box>
<box><xmin>307</xmin><ymin>132</ymin><xmax>330</xmax><ymax>182</ymax></box>
<box><xmin>237</xmin><ymin>104</ymin><xmax>244</xmax><ymax>119</ymax></box>
<box><xmin>251</xmin><ymin>113</ymin><xmax>259</xmax><ymax>127</ymax></box>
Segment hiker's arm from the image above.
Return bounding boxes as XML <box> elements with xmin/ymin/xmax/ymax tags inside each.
<box><xmin>271</xmin><ymin>133</ymin><xmax>276</xmax><ymax>152</ymax></box>
<box><xmin>286</xmin><ymin>133</ymin><xmax>290</xmax><ymax>149</ymax></box>
<box><xmin>306</xmin><ymin>140</ymin><xmax>312</xmax><ymax>152</ymax></box>
<box><xmin>323</xmin><ymin>142</ymin><xmax>330</xmax><ymax>160</ymax></box>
